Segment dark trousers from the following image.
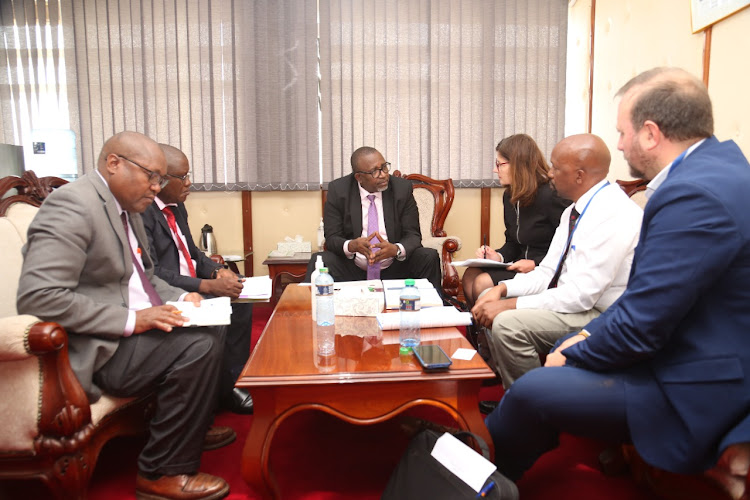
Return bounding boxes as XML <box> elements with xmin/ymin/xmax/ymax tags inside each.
<box><xmin>304</xmin><ymin>248</ymin><xmax>443</xmax><ymax>294</ymax></box>
<box><xmin>219</xmin><ymin>302</ymin><xmax>253</xmax><ymax>404</ymax></box>
<box><xmin>484</xmin><ymin>365</ymin><xmax>632</xmax><ymax>480</ymax></box>
<box><xmin>94</xmin><ymin>325</ymin><xmax>226</xmax><ymax>476</ymax></box>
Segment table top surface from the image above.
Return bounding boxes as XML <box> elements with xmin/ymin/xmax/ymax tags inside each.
<box><xmin>237</xmin><ymin>284</ymin><xmax>493</xmax><ymax>387</ymax></box>
<box><xmin>261</xmin><ymin>252</ymin><xmax>312</xmax><ymax>265</ymax></box>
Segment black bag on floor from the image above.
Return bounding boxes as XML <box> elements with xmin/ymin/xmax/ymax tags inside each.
<box><xmin>382</xmin><ymin>429</ymin><xmax>518</xmax><ymax>500</ymax></box>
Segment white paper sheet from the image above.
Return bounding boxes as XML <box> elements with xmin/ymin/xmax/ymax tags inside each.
<box><xmin>451</xmin><ymin>348</ymin><xmax>477</xmax><ymax>360</ymax></box>
<box><xmin>430</xmin><ymin>432</ymin><xmax>497</xmax><ymax>492</ymax></box>
<box><xmin>239</xmin><ymin>275</ymin><xmax>272</xmax><ymax>299</ymax></box>
<box><xmin>166</xmin><ymin>297</ymin><xmax>232</xmax><ymax>327</ymax></box>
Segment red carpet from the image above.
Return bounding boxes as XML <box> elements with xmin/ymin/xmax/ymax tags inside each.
<box><xmin>2</xmin><ymin>304</ymin><xmax>658</xmax><ymax>499</ymax></box>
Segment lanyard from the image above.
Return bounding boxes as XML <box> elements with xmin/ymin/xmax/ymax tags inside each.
<box><xmin>553</xmin><ymin>181</ymin><xmax>610</xmax><ymax>270</ymax></box>
<box><xmin>666</xmin><ymin>148</ymin><xmax>688</xmax><ymax>176</ymax></box>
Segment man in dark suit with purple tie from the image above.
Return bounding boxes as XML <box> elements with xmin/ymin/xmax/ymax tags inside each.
<box><xmin>485</xmin><ymin>67</ymin><xmax>750</xmax><ymax>498</ymax></box>
<box><xmin>303</xmin><ymin>146</ymin><xmax>442</xmax><ymax>292</ymax></box>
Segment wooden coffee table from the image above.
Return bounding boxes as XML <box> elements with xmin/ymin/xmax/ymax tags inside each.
<box><xmin>236</xmin><ymin>284</ymin><xmax>495</xmax><ymax>499</ymax></box>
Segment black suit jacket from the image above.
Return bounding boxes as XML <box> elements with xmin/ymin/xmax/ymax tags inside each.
<box><xmin>142</xmin><ymin>202</ymin><xmax>222</xmax><ymax>292</ymax></box>
<box><xmin>324</xmin><ymin>173</ymin><xmax>423</xmax><ymax>257</ymax></box>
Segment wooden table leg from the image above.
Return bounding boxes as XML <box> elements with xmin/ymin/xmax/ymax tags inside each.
<box><xmin>241</xmin><ymin>393</ymin><xmax>280</xmax><ymax>499</ymax></box>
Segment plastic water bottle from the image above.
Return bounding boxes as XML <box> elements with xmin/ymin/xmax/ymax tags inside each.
<box><xmin>310</xmin><ymin>255</ymin><xmax>324</xmax><ymax>321</ymax></box>
<box><xmin>315</xmin><ymin>267</ymin><xmax>335</xmax><ymax>356</ymax></box>
<box><xmin>399</xmin><ymin>279</ymin><xmax>421</xmax><ymax>349</ymax></box>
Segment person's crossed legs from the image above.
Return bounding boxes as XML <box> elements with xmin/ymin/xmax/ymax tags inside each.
<box><xmin>485</xmin><ymin>307</ymin><xmax>601</xmax><ymax>389</ymax></box>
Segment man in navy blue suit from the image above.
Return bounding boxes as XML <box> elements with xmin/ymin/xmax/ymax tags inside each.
<box><xmin>485</xmin><ymin>67</ymin><xmax>750</xmax><ymax>497</ymax></box>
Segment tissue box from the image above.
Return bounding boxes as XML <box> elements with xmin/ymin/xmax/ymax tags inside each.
<box><xmin>334</xmin><ymin>286</ymin><xmax>385</xmax><ymax>317</ymax></box>
<box><xmin>277</xmin><ymin>241</ymin><xmax>312</xmax><ymax>254</ymax></box>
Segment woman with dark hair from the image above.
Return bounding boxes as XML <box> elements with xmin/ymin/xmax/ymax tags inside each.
<box><xmin>462</xmin><ymin>134</ymin><xmax>570</xmax><ymax>307</ymax></box>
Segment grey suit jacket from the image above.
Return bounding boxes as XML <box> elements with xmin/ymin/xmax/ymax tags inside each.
<box><xmin>17</xmin><ymin>172</ymin><xmax>186</xmax><ymax>400</ymax></box>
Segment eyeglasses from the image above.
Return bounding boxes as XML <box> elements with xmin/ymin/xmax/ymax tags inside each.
<box><xmin>115</xmin><ymin>154</ymin><xmax>169</xmax><ymax>189</ymax></box>
<box><xmin>357</xmin><ymin>162</ymin><xmax>391</xmax><ymax>178</ymax></box>
<box><xmin>494</xmin><ymin>160</ymin><xmax>510</xmax><ymax>170</ymax></box>
<box><xmin>166</xmin><ymin>172</ymin><xmax>190</xmax><ymax>183</ymax></box>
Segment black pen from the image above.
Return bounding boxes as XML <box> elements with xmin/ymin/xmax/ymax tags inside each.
<box><xmin>477</xmin><ymin>480</ymin><xmax>496</xmax><ymax>497</ymax></box>
<box><xmin>483</xmin><ymin>235</ymin><xmax>487</xmax><ymax>259</ymax></box>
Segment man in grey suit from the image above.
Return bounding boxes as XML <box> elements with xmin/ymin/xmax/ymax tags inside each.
<box><xmin>17</xmin><ymin>132</ymin><xmax>232</xmax><ymax>500</ymax></box>
<box><xmin>142</xmin><ymin>144</ymin><xmax>254</xmax><ymax>414</ymax></box>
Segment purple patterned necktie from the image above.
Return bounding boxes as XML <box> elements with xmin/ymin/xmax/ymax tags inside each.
<box><xmin>366</xmin><ymin>194</ymin><xmax>381</xmax><ymax>279</ymax></box>
<box><xmin>121</xmin><ymin>212</ymin><xmax>163</xmax><ymax>306</ymax></box>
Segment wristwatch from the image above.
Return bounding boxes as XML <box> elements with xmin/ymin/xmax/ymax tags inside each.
<box><xmin>396</xmin><ymin>246</ymin><xmax>403</xmax><ymax>260</ymax></box>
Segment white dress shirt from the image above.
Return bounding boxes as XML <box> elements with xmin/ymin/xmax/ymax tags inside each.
<box><xmin>503</xmin><ymin>180</ymin><xmax>643</xmax><ymax>313</ymax></box>
<box><xmin>154</xmin><ymin>197</ymin><xmax>198</xmax><ymax>276</ymax></box>
<box><xmin>343</xmin><ymin>184</ymin><xmax>405</xmax><ymax>270</ymax></box>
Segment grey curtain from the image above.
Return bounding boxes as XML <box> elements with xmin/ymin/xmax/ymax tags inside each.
<box><xmin>319</xmin><ymin>0</ymin><xmax>568</xmax><ymax>187</ymax></box>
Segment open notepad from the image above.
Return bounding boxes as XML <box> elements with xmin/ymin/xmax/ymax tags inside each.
<box><xmin>239</xmin><ymin>275</ymin><xmax>272</xmax><ymax>300</ymax></box>
<box><xmin>166</xmin><ymin>297</ymin><xmax>232</xmax><ymax>327</ymax></box>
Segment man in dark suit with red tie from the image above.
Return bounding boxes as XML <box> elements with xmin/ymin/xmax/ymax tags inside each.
<box><xmin>303</xmin><ymin>146</ymin><xmax>442</xmax><ymax>292</ymax></box>
<box><xmin>142</xmin><ymin>144</ymin><xmax>254</xmax><ymax>415</ymax></box>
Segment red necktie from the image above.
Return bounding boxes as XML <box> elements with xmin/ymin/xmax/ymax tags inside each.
<box><xmin>162</xmin><ymin>206</ymin><xmax>197</xmax><ymax>278</ymax></box>
<box><xmin>120</xmin><ymin>212</ymin><xmax>163</xmax><ymax>306</ymax></box>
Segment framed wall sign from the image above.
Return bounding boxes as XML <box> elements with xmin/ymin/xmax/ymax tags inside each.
<box><xmin>691</xmin><ymin>0</ymin><xmax>750</xmax><ymax>32</ymax></box>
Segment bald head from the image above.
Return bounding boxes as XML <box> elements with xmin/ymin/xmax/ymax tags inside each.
<box><xmin>157</xmin><ymin>143</ymin><xmax>193</xmax><ymax>204</ymax></box>
<box><xmin>159</xmin><ymin>143</ymin><xmax>189</xmax><ymax>175</ymax></box>
<box><xmin>548</xmin><ymin>134</ymin><xmax>611</xmax><ymax>202</ymax></box>
<box><xmin>97</xmin><ymin>131</ymin><xmax>166</xmax><ymax>213</ymax></box>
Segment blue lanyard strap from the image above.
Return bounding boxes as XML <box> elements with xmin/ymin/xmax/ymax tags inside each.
<box><xmin>553</xmin><ymin>180</ymin><xmax>610</xmax><ymax>271</ymax></box>
<box><xmin>666</xmin><ymin>148</ymin><xmax>688</xmax><ymax>176</ymax></box>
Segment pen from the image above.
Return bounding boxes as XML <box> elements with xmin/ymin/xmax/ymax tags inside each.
<box><xmin>476</xmin><ymin>480</ymin><xmax>496</xmax><ymax>498</ymax></box>
<box><xmin>483</xmin><ymin>235</ymin><xmax>487</xmax><ymax>259</ymax></box>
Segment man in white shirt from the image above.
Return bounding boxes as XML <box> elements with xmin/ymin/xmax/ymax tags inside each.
<box><xmin>472</xmin><ymin>134</ymin><xmax>643</xmax><ymax>392</ymax></box>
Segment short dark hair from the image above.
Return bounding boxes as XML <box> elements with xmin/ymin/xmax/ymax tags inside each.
<box><xmin>496</xmin><ymin>134</ymin><xmax>550</xmax><ymax>207</ymax></box>
<box><xmin>616</xmin><ymin>67</ymin><xmax>713</xmax><ymax>142</ymax></box>
<box><xmin>350</xmin><ymin>146</ymin><xmax>380</xmax><ymax>172</ymax></box>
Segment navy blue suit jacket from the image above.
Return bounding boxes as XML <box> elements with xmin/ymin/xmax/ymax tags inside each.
<box><xmin>141</xmin><ymin>202</ymin><xmax>222</xmax><ymax>293</ymax></box>
<box><xmin>565</xmin><ymin>136</ymin><xmax>750</xmax><ymax>473</ymax></box>
<box><xmin>324</xmin><ymin>173</ymin><xmax>423</xmax><ymax>257</ymax></box>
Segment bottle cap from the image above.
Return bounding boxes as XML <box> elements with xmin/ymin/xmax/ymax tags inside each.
<box><xmin>405</xmin><ymin>278</ymin><xmax>415</xmax><ymax>286</ymax></box>
<box><xmin>399</xmin><ymin>346</ymin><xmax>412</xmax><ymax>355</ymax></box>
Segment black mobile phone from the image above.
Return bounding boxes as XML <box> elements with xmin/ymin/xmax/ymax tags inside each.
<box><xmin>412</xmin><ymin>345</ymin><xmax>452</xmax><ymax>371</ymax></box>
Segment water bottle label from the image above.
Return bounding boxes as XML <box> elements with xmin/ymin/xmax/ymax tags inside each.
<box><xmin>316</xmin><ymin>284</ymin><xmax>333</xmax><ymax>296</ymax></box>
<box><xmin>400</xmin><ymin>297</ymin><xmax>420</xmax><ymax>311</ymax></box>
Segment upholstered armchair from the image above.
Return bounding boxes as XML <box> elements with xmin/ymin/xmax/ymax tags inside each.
<box><xmin>0</xmin><ymin>171</ymin><xmax>153</xmax><ymax>499</ymax></box>
<box><xmin>391</xmin><ymin>171</ymin><xmax>462</xmax><ymax>298</ymax></box>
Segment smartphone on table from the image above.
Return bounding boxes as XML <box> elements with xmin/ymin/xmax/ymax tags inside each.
<box><xmin>412</xmin><ymin>344</ymin><xmax>453</xmax><ymax>371</ymax></box>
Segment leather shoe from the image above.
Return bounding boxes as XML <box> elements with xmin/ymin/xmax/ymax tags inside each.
<box><xmin>224</xmin><ymin>387</ymin><xmax>254</xmax><ymax>415</ymax></box>
<box><xmin>203</xmin><ymin>426</ymin><xmax>236</xmax><ymax>451</ymax></box>
<box><xmin>479</xmin><ymin>400</ymin><xmax>499</xmax><ymax>414</ymax></box>
<box><xmin>135</xmin><ymin>472</ymin><xmax>229</xmax><ymax>500</ymax></box>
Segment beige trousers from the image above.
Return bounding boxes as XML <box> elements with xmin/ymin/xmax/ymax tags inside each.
<box><xmin>486</xmin><ymin>306</ymin><xmax>602</xmax><ymax>389</ymax></box>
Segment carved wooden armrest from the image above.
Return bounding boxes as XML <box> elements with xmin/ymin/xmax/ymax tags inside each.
<box><xmin>25</xmin><ymin>321</ymin><xmax>92</xmax><ymax>439</ymax></box>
